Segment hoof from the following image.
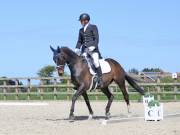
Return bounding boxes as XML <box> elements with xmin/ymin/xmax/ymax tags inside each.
<box><xmin>105</xmin><ymin>112</ymin><xmax>111</xmax><ymax>119</ymax></box>
<box><xmin>128</xmin><ymin>110</ymin><xmax>132</xmax><ymax>114</ymax></box>
<box><xmin>69</xmin><ymin>114</ymin><xmax>75</xmax><ymax>121</ymax></box>
<box><xmin>88</xmin><ymin>114</ymin><xmax>93</xmax><ymax>120</ymax></box>
<box><xmin>101</xmin><ymin>120</ymin><xmax>108</xmax><ymax>125</ymax></box>
<box><xmin>127</xmin><ymin>113</ymin><xmax>132</xmax><ymax>118</ymax></box>
<box><xmin>127</xmin><ymin>105</ymin><xmax>132</xmax><ymax>114</ymax></box>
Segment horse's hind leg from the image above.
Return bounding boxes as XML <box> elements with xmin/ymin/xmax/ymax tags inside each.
<box><xmin>82</xmin><ymin>92</ymin><xmax>94</xmax><ymax>119</ymax></box>
<box><xmin>101</xmin><ymin>87</ymin><xmax>114</xmax><ymax>119</ymax></box>
<box><xmin>116</xmin><ymin>80</ymin><xmax>131</xmax><ymax>114</ymax></box>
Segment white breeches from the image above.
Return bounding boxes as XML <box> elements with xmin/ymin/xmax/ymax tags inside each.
<box><xmin>91</xmin><ymin>52</ymin><xmax>100</xmax><ymax>68</ymax></box>
<box><xmin>82</xmin><ymin>52</ymin><xmax>100</xmax><ymax>68</ymax></box>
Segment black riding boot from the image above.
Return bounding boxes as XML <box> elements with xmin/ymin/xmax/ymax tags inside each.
<box><xmin>96</xmin><ymin>67</ymin><xmax>103</xmax><ymax>87</ymax></box>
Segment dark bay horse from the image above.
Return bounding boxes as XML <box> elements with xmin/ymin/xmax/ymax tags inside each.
<box><xmin>50</xmin><ymin>46</ymin><xmax>144</xmax><ymax>120</ymax></box>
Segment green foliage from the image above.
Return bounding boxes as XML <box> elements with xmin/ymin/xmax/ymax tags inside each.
<box><xmin>142</xmin><ymin>68</ymin><xmax>163</xmax><ymax>72</ymax></box>
<box><xmin>60</xmin><ymin>72</ymin><xmax>69</xmax><ymax>84</ymax></box>
<box><xmin>128</xmin><ymin>68</ymin><xmax>139</xmax><ymax>74</ymax></box>
<box><xmin>148</xmin><ymin>100</ymin><xmax>160</xmax><ymax>107</ymax></box>
<box><xmin>177</xmin><ymin>78</ymin><xmax>180</xmax><ymax>83</ymax></box>
<box><xmin>0</xmin><ymin>76</ymin><xmax>7</xmax><ymax>85</ymax></box>
<box><xmin>160</xmin><ymin>76</ymin><xmax>174</xmax><ymax>83</ymax></box>
<box><xmin>37</xmin><ymin>65</ymin><xmax>56</xmax><ymax>77</ymax></box>
<box><xmin>160</xmin><ymin>76</ymin><xmax>180</xmax><ymax>83</ymax></box>
<box><xmin>144</xmin><ymin>93</ymin><xmax>153</xmax><ymax>97</ymax></box>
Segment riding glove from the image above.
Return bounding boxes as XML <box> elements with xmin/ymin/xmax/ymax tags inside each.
<box><xmin>75</xmin><ymin>48</ymin><xmax>81</xmax><ymax>56</ymax></box>
<box><xmin>88</xmin><ymin>46</ymin><xmax>95</xmax><ymax>52</ymax></box>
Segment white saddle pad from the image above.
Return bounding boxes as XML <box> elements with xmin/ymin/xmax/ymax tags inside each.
<box><xmin>89</xmin><ymin>59</ymin><xmax>111</xmax><ymax>75</ymax></box>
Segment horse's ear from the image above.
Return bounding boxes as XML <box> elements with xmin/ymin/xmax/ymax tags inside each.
<box><xmin>50</xmin><ymin>45</ymin><xmax>55</xmax><ymax>52</ymax></box>
<box><xmin>57</xmin><ymin>46</ymin><xmax>61</xmax><ymax>53</ymax></box>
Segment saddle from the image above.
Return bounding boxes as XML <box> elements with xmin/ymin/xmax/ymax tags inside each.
<box><xmin>83</xmin><ymin>55</ymin><xmax>111</xmax><ymax>75</ymax></box>
<box><xmin>82</xmin><ymin>55</ymin><xmax>111</xmax><ymax>91</ymax></box>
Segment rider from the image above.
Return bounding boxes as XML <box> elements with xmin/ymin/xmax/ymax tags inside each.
<box><xmin>75</xmin><ymin>13</ymin><xmax>103</xmax><ymax>87</ymax></box>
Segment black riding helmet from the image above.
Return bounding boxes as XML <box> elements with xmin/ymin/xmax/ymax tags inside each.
<box><xmin>79</xmin><ymin>13</ymin><xmax>90</xmax><ymax>21</ymax></box>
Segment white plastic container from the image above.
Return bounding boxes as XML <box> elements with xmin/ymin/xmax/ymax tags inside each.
<box><xmin>144</xmin><ymin>104</ymin><xmax>163</xmax><ymax>121</ymax></box>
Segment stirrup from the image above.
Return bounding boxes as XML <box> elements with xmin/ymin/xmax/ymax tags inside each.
<box><xmin>98</xmin><ymin>77</ymin><xmax>103</xmax><ymax>87</ymax></box>
<box><xmin>94</xmin><ymin>75</ymin><xmax>98</xmax><ymax>82</ymax></box>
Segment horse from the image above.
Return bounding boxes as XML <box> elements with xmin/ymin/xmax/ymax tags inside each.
<box><xmin>50</xmin><ymin>46</ymin><xmax>144</xmax><ymax>120</ymax></box>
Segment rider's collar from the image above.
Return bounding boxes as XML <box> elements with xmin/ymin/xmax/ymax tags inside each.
<box><xmin>83</xmin><ymin>23</ymin><xmax>89</xmax><ymax>32</ymax></box>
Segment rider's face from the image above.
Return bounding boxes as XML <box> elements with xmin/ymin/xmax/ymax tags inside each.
<box><xmin>80</xmin><ymin>20</ymin><xmax>88</xmax><ymax>26</ymax></box>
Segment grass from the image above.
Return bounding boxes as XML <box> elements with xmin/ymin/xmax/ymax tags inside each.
<box><xmin>0</xmin><ymin>93</ymin><xmax>179</xmax><ymax>101</ymax></box>
<box><xmin>160</xmin><ymin>94</ymin><xmax>175</xmax><ymax>100</ymax></box>
<box><xmin>177</xmin><ymin>94</ymin><xmax>180</xmax><ymax>100</ymax></box>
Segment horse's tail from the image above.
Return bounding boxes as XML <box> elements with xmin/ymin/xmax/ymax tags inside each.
<box><xmin>125</xmin><ymin>74</ymin><xmax>145</xmax><ymax>95</ymax></box>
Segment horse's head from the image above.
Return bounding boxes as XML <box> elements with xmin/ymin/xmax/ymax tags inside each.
<box><xmin>50</xmin><ymin>46</ymin><xmax>66</xmax><ymax>76</ymax></box>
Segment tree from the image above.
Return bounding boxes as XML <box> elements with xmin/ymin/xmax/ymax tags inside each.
<box><xmin>37</xmin><ymin>65</ymin><xmax>56</xmax><ymax>85</ymax></box>
<box><xmin>128</xmin><ymin>68</ymin><xmax>139</xmax><ymax>74</ymax></box>
<box><xmin>37</xmin><ymin>65</ymin><xmax>56</xmax><ymax>77</ymax></box>
<box><xmin>0</xmin><ymin>76</ymin><xmax>7</xmax><ymax>85</ymax></box>
<box><xmin>142</xmin><ymin>68</ymin><xmax>163</xmax><ymax>72</ymax></box>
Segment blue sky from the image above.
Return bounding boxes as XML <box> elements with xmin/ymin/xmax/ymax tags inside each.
<box><xmin>0</xmin><ymin>0</ymin><xmax>179</xmax><ymax>77</ymax></box>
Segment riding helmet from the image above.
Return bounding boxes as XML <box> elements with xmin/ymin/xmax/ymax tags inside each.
<box><xmin>79</xmin><ymin>13</ymin><xmax>90</xmax><ymax>21</ymax></box>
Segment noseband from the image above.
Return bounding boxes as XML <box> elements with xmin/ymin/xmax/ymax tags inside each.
<box><xmin>56</xmin><ymin>64</ymin><xmax>65</xmax><ymax>70</ymax></box>
<box><xmin>54</xmin><ymin>52</ymin><xmax>71</xmax><ymax>70</ymax></box>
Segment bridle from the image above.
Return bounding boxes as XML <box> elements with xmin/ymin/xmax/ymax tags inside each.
<box><xmin>54</xmin><ymin>53</ymin><xmax>65</xmax><ymax>70</ymax></box>
<box><xmin>55</xmin><ymin>53</ymin><xmax>71</xmax><ymax>71</ymax></box>
<box><xmin>56</xmin><ymin>64</ymin><xmax>65</xmax><ymax>70</ymax></box>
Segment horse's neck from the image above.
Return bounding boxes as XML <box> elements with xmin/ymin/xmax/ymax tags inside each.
<box><xmin>62</xmin><ymin>48</ymin><xmax>88</xmax><ymax>78</ymax></box>
<box><xmin>65</xmin><ymin>53</ymin><xmax>79</xmax><ymax>65</ymax></box>
<box><xmin>66</xmin><ymin>56</ymin><xmax>82</xmax><ymax>70</ymax></box>
<box><xmin>66</xmin><ymin>56</ymin><xmax>86</xmax><ymax>77</ymax></box>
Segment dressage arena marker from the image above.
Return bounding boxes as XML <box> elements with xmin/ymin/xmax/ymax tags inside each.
<box><xmin>100</xmin><ymin>113</ymin><xmax>180</xmax><ymax>125</ymax></box>
<box><xmin>0</xmin><ymin>102</ymin><xmax>49</xmax><ymax>106</ymax></box>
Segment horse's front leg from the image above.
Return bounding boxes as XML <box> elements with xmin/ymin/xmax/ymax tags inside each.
<box><xmin>82</xmin><ymin>92</ymin><xmax>94</xmax><ymax>119</ymax></box>
<box><xmin>69</xmin><ymin>84</ymin><xmax>85</xmax><ymax>120</ymax></box>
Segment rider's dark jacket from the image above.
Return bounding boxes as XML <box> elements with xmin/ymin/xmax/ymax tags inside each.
<box><xmin>76</xmin><ymin>24</ymin><xmax>100</xmax><ymax>53</ymax></box>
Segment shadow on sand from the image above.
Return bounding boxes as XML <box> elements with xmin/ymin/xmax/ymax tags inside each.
<box><xmin>45</xmin><ymin>115</ymin><xmax>120</xmax><ymax>122</ymax></box>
